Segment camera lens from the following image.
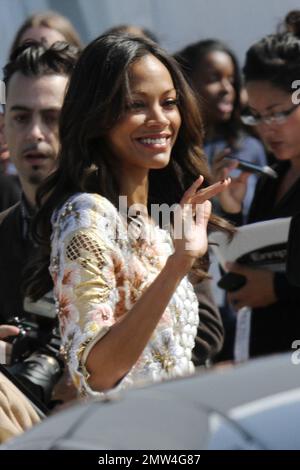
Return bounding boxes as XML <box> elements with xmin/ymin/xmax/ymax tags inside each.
<box><xmin>13</xmin><ymin>353</ymin><xmax>63</xmax><ymax>405</ymax></box>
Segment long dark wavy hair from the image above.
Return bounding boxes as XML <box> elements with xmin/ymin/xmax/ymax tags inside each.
<box><xmin>175</xmin><ymin>39</ymin><xmax>242</xmax><ymax>146</ymax></box>
<box><xmin>27</xmin><ymin>33</ymin><xmax>233</xmax><ymax>300</ymax></box>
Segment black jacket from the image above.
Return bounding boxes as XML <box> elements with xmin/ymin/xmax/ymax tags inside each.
<box><xmin>0</xmin><ymin>201</ymin><xmax>35</xmax><ymax>323</ymax></box>
<box><xmin>192</xmin><ymin>278</ymin><xmax>224</xmax><ymax>366</ymax></box>
<box><xmin>0</xmin><ymin>173</ymin><xmax>21</xmax><ymax>212</ymax></box>
<box><xmin>247</xmin><ymin>161</ymin><xmax>300</xmax><ymax>357</ymax></box>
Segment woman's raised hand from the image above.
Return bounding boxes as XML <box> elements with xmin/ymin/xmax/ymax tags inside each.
<box><xmin>211</xmin><ymin>149</ymin><xmax>250</xmax><ymax>213</ymax></box>
<box><xmin>226</xmin><ymin>262</ymin><xmax>277</xmax><ymax>309</ymax></box>
<box><xmin>173</xmin><ymin>175</ymin><xmax>231</xmax><ymax>264</ymax></box>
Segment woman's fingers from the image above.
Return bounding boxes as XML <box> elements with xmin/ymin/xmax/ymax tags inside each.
<box><xmin>181</xmin><ymin>175</ymin><xmax>204</xmax><ymax>204</ymax></box>
<box><xmin>238</xmin><ymin>171</ymin><xmax>251</xmax><ymax>183</ymax></box>
<box><xmin>180</xmin><ymin>175</ymin><xmax>231</xmax><ymax>217</ymax></box>
<box><xmin>213</xmin><ymin>159</ymin><xmax>238</xmax><ymax>178</ymax></box>
<box><xmin>213</xmin><ymin>147</ymin><xmax>231</xmax><ymax>164</ymax></box>
<box><xmin>190</xmin><ymin>177</ymin><xmax>231</xmax><ymax>204</ymax></box>
<box><xmin>0</xmin><ymin>325</ymin><xmax>20</xmax><ymax>340</ymax></box>
<box><xmin>195</xmin><ymin>199</ymin><xmax>211</xmax><ymax>226</ymax></box>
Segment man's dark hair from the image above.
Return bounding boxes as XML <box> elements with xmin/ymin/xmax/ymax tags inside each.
<box><xmin>3</xmin><ymin>40</ymin><xmax>80</xmax><ymax>90</ymax></box>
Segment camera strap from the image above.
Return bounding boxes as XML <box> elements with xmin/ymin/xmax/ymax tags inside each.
<box><xmin>0</xmin><ymin>363</ymin><xmax>48</xmax><ymax>418</ymax></box>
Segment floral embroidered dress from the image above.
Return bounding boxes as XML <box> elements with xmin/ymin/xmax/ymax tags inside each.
<box><xmin>50</xmin><ymin>193</ymin><xmax>199</xmax><ymax>397</ymax></box>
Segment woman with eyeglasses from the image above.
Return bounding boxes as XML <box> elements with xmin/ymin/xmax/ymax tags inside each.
<box><xmin>218</xmin><ymin>32</ymin><xmax>300</xmax><ymax>358</ymax></box>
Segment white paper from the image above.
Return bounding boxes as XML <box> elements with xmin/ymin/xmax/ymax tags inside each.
<box><xmin>209</xmin><ymin>217</ymin><xmax>291</xmax><ymax>272</ymax></box>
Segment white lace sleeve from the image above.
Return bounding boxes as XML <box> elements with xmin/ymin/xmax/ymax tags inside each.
<box><xmin>50</xmin><ymin>193</ymin><xmax>124</xmax><ymax>396</ymax></box>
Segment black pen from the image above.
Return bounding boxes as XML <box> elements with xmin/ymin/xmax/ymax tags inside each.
<box><xmin>224</xmin><ymin>155</ymin><xmax>278</xmax><ymax>179</ymax></box>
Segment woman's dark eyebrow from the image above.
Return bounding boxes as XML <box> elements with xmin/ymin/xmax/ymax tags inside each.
<box><xmin>130</xmin><ymin>88</ymin><xmax>177</xmax><ymax>96</ymax></box>
<box><xmin>249</xmin><ymin>102</ymin><xmax>286</xmax><ymax>114</ymax></box>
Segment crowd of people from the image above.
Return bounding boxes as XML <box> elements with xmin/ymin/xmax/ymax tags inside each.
<box><xmin>0</xmin><ymin>7</ymin><xmax>300</xmax><ymax>444</ymax></box>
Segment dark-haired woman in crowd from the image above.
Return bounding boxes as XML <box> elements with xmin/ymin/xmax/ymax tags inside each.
<box><xmin>216</xmin><ymin>31</ymin><xmax>300</xmax><ymax>358</ymax></box>
<box><xmin>278</xmin><ymin>9</ymin><xmax>300</xmax><ymax>34</ymax></box>
<box><xmin>27</xmin><ymin>34</ymin><xmax>233</xmax><ymax>396</ymax></box>
<box><xmin>175</xmin><ymin>39</ymin><xmax>267</xmax><ymax>221</ymax></box>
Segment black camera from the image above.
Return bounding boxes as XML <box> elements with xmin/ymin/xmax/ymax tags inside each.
<box><xmin>6</xmin><ymin>294</ymin><xmax>64</xmax><ymax>408</ymax></box>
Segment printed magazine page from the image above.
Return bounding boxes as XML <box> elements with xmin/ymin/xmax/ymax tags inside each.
<box><xmin>209</xmin><ymin>217</ymin><xmax>291</xmax><ymax>272</ymax></box>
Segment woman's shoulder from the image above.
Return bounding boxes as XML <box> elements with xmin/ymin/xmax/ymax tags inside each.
<box><xmin>51</xmin><ymin>192</ymin><xmax>121</xmax><ymax>239</ymax></box>
<box><xmin>55</xmin><ymin>192</ymin><xmax>118</xmax><ymax>219</ymax></box>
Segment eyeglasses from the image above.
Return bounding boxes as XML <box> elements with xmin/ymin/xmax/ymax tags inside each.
<box><xmin>241</xmin><ymin>103</ymin><xmax>300</xmax><ymax>126</ymax></box>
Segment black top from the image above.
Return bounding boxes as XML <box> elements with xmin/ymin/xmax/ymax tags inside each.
<box><xmin>0</xmin><ymin>198</ymin><xmax>35</xmax><ymax>323</ymax></box>
<box><xmin>0</xmin><ymin>172</ymin><xmax>21</xmax><ymax>212</ymax></box>
<box><xmin>247</xmin><ymin>161</ymin><xmax>300</xmax><ymax>357</ymax></box>
<box><xmin>192</xmin><ymin>278</ymin><xmax>224</xmax><ymax>366</ymax></box>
